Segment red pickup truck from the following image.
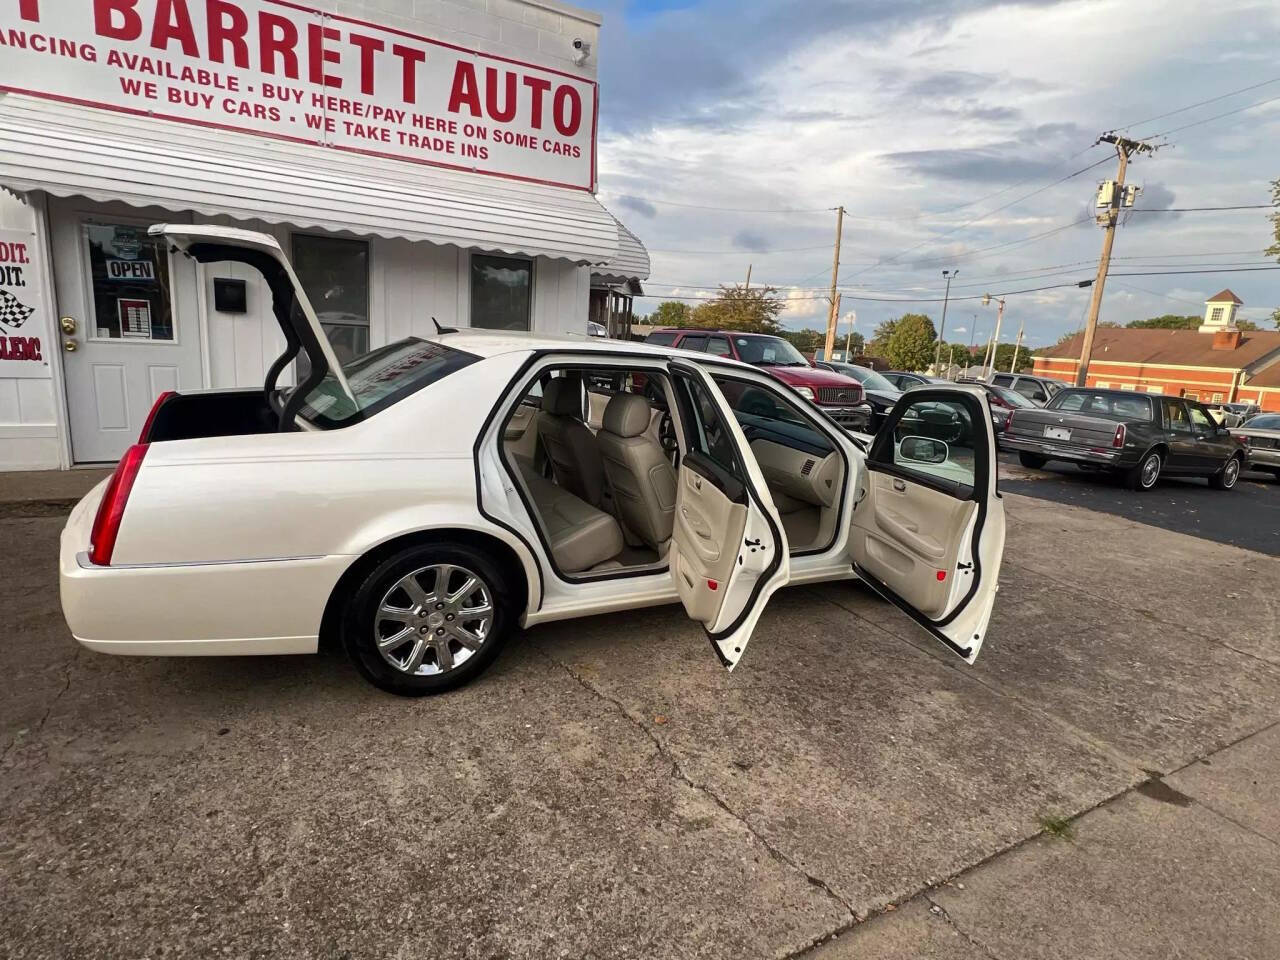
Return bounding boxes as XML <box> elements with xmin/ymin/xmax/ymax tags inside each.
<box><xmin>644</xmin><ymin>329</ymin><xmax>873</xmax><ymax>431</ymax></box>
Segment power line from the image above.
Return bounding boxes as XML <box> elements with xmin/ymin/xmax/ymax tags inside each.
<box><xmin>847</xmin><ymin>157</ymin><xmax>1112</xmax><ymax>277</ymax></box>
<box><xmin>1118</xmin><ymin>76</ymin><xmax>1280</xmax><ymax>130</ymax></box>
<box><xmin>1127</xmin><ymin>204</ymin><xmax>1270</xmax><ymax>213</ymax></box>
<box><xmin>1111</xmin><ymin>266</ymin><xmax>1280</xmax><ymax>277</ymax></box>
<box><xmin>1151</xmin><ymin>93</ymin><xmax>1280</xmax><ymax>137</ymax></box>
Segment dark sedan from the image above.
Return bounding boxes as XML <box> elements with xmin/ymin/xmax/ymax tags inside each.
<box><xmin>1004</xmin><ymin>388</ymin><xmax>1247</xmax><ymax>490</ymax></box>
<box><xmin>815</xmin><ymin>361</ymin><xmax>901</xmax><ymax>431</ymax></box>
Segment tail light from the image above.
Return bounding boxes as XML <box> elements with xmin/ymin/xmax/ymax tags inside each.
<box><xmin>1004</xmin><ymin>410</ymin><xmax>1016</xmax><ymax>432</ymax></box>
<box><xmin>1112</xmin><ymin>423</ymin><xmax>1126</xmax><ymax>448</ymax></box>
<box><xmin>138</xmin><ymin>390</ymin><xmax>174</xmax><ymax>443</ymax></box>
<box><xmin>88</xmin><ymin>443</ymin><xmax>148</xmax><ymax>566</ymax></box>
<box><xmin>1233</xmin><ymin>433</ymin><xmax>1250</xmax><ymax>448</ymax></box>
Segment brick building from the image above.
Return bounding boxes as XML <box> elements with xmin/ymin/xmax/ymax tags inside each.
<box><xmin>1031</xmin><ymin>290</ymin><xmax>1280</xmax><ymax>412</ymax></box>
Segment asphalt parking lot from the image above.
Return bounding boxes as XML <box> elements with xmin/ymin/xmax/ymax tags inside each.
<box><xmin>2</xmin><ymin>470</ymin><xmax>1279</xmax><ymax>959</ymax></box>
<box><xmin>999</xmin><ymin>452</ymin><xmax>1280</xmax><ymax>555</ymax></box>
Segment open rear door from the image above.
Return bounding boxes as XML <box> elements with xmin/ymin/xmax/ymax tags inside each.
<box><xmin>848</xmin><ymin>386</ymin><xmax>1006</xmax><ymax>663</ymax></box>
<box><xmin>148</xmin><ymin>224</ymin><xmax>355</xmax><ymax>428</ymax></box>
<box><xmin>666</xmin><ymin>362</ymin><xmax>790</xmax><ymax>669</ymax></box>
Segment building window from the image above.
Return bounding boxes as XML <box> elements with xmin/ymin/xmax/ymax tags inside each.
<box><xmin>1211</xmin><ymin>392</ymin><xmax>1224</xmax><ymax>402</ymax></box>
<box><xmin>471</xmin><ymin>254</ymin><xmax>532</xmax><ymax>331</ymax></box>
<box><xmin>292</xmin><ymin>234</ymin><xmax>370</xmax><ymax>366</ymax></box>
<box><xmin>1209</xmin><ymin>306</ymin><xmax>1224</xmax><ymax>323</ymax></box>
<box><xmin>1095</xmin><ymin>381</ymin><xmax>1111</xmax><ymax>388</ymax></box>
<box><xmin>1182</xmin><ymin>390</ymin><xmax>1199</xmax><ymax>401</ymax></box>
<box><xmin>1144</xmin><ymin>385</ymin><xmax>1164</xmax><ymax>394</ymax></box>
<box><xmin>83</xmin><ymin>223</ymin><xmax>174</xmax><ymax>341</ymax></box>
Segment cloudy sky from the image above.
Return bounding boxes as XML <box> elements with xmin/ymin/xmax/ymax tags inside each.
<box><xmin>591</xmin><ymin>0</ymin><xmax>1280</xmax><ymax>350</ymax></box>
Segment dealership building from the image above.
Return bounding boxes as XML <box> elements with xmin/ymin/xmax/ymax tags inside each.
<box><xmin>0</xmin><ymin>0</ymin><xmax>648</xmax><ymax>470</ymax></box>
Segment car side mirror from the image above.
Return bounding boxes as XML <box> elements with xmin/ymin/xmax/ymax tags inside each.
<box><xmin>900</xmin><ymin>435</ymin><xmax>948</xmax><ymax>464</ymax></box>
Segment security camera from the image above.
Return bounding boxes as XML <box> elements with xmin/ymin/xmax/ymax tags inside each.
<box><xmin>572</xmin><ymin>38</ymin><xmax>591</xmax><ymax>65</ymax></box>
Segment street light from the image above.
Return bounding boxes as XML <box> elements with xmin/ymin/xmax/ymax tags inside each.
<box><xmin>932</xmin><ymin>269</ymin><xmax>957</xmax><ymax>375</ymax></box>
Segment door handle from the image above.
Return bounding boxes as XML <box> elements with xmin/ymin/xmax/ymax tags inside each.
<box><xmin>60</xmin><ymin>316</ymin><xmax>77</xmax><ymax>335</ymax></box>
<box><xmin>63</xmin><ymin>339</ymin><xmax>78</xmax><ymax>352</ymax></box>
<box><xmin>892</xmin><ymin>478</ymin><xmax>906</xmax><ymax>492</ymax></box>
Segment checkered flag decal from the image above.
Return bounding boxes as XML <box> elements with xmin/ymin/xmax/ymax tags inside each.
<box><xmin>0</xmin><ymin>289</ymin><xmax>35</xmax><ymax>329</ymax></box>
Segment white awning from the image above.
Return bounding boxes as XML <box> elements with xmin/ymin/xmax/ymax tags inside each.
<box><xmin>0</xmin><ymin>94</ymin><xmax>619</xmax><ymax>264</ymax></box>
<box><xmin>592</xmin><ymin>212</ymin><xmax>651</xmax><ymax>286</ymax></box>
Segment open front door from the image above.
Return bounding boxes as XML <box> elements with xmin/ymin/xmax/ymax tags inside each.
<box><xmin>849</xmin><ymin>387</ymin><xmax>1006</xmax><ymax>663</ymax></box>
<box><xmin>147</xmin><ymin>224</ymin><xmax>356</xmax><ymax>427</ymax></box>
<box><xmin>667</xmin><ymin>362</ymin><xmax>790</xmax><ymax>669</ymax></box>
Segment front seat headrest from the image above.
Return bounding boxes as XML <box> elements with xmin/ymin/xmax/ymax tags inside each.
<box><xmin>542</xmin><ymin>377</ymin><xmax>582</xmax><ymax>417</ymax></box>
<box><xmin>603</xmin><ymin>393</ymin><xmax>652</xmax><ymax>438</ymax></box>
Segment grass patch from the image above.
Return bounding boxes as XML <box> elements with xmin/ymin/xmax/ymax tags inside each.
<box><xmin>1038</xmin><ymin>815</ymin><xmax>1075</xmax><ymax>841</ymax></box>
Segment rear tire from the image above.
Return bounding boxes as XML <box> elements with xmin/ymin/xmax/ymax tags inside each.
<box><xmin>1209</xmin><ymin>455</ymin><xmax>1242</xmax><ymax>491</ymax></box>
<box><xmin>343</xmin><ymin>541</ymin><xmax>512</xmax><ymax>696</ymax></box>
<box><xmin>1018</xmin><ymin>452</ymin><xmax>1047</xmax><ymax>469</ymax></box>
<box><xmin>1125</xmin><ymin>450</ymin><xmax>1162</xmax><ymax>490</ymax></box>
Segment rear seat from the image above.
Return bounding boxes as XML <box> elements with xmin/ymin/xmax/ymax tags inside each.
<box><xmin>518</xmin><ymin>466</ymin><xmax>624</xmax><ymax>573</ymax></box>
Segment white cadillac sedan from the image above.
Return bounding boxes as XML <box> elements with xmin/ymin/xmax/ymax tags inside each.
<box><xmin>60</xmin><ymin>225</ymin><xmax>1007</xmax><ymax>696</ymax></box>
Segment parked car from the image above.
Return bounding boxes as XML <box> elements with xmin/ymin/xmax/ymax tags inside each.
<box><xmin>881</xmin><ymin>370</ymin><xmax>946</xmax><ymax>390</ymax></box>
<box><xmin>645</xmin><ymin>329</ymin><xmax>872</xmax><ymax>430</ymax></box>
<box><xmin>815</xmin><ymin>361</ymin><xmax>902</xmax><ymax>432</ymax></box>
<box><xmin>1207</xmin><ymin>401</ymin><xmax>1260</xmax><ymax>427</ymax></box>
<box><xmin>989</xmin><ymin>372</ymin><xmax>1068</xmax><ymax>405</ymax></box>
<box><xmin>1003</xmin><ymin>388</ymin><xmax>1247</xmax><ymax>490</ymax></box>
<box><xmin>1232</xmin><ymin>412</ymin><xmax>1280</xmax><ymax>479</ymax></box>
<box><xmin>59</xmin><ymin>225</ymin><xmax>1009</xmax><ymax>697</ymax></box>
<box><xmin>956</xmin><ymin>379</ymin><xmax>1040</xmax><ymax>441</ymax></box>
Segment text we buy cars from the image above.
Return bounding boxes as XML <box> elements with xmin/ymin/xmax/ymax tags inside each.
<box><xmin>0</xmin><ymin>0</ymin><xmax>596</xmax><ymax>188</ymax></box>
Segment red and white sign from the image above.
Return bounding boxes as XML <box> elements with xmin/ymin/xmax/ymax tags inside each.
<box><xmin>0</xmin><ymin>228</ymin><xmax>49</xmax><ymax>379</ymax></box>
<box><xmin>0</xmin><ymin>0</ymin><xmax>598</xmax><ymax>190</ymax></box>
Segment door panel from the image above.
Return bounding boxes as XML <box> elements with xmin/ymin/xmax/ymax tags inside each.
<box><xmin>667</xmin><ymin>363</ymin><xmax>790</xmax><ymax>669</ymax></box>
<box><xmin>848</xmin><ymin>388</ymin><xmax>1006</xmax><ymax>663</ymax></box>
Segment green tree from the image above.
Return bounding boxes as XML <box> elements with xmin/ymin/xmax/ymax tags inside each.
<box><xmin>867</xmin><ymin>318</ymin><xmax>897</xmax><ymax>357</ymax></box>
<box><xmin>1271</xmin><ymin>308</ymin><xmax>1280</xmax><ymax>330</ymax></box>
<box><xmin>884</xmin><ymin>313</ymin><xmax>937</xmax><ymax>371</ymax></box>
<box><xmin>644</xmin><ymin>301</ymin><xmax>692</xmax><ymax>329</ymax></box>
<box><xmin>1266</xmin><ymin>177</ymin><xmax>1279</xmax><ymax>261</ymax></box>
<box><xmin>689</xmin><ymin>284</ymin><xmax>785</xmax><ymax>333</ymax></box>
<box><xmin>778</xmin><ymin>328</ymin><xmax>824</xmax><ymax>354</ymax></box>
<box><xmin>1127</xmin><ymin>314</ymin><xmax>1200</xmax><ymax>329</ymax></box>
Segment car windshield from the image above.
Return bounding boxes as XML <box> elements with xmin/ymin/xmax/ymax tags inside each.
<box><xmin>990</xmin><ymin>385</ymin><xmax>1038</xmax><ymax>408</ymax></box>
<box><xmin>294</xmin><ymin>338</ymin><xmax>478</xmax><ymax>428</ymax></box>
<box><xmin>841</xmin><ymin>365</ymin><xmax>898</xmax><ymax>392</ymax></box>
<box><xmin>1244</xmin><ymin>413</ymin><xmax>1280</xmax><ymax>430</ymax></box>
<box><xmin>1050</xmin><ymin>390</ymin><xmax>1153</xmax><ymax>421</ymax></box>
<box><xmin>732</xmin><ymin>335</ymin><xmax>810</xmax><ymax>366</ymax></box>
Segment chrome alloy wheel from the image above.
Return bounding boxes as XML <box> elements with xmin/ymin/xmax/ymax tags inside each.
<box><xmin>374</xmin><ymin>565</ymin><xmax>494</xmax><ymax>676</ymax></box>
<box><xmin>1222</xmin><ymin>457</ymin><xmax>1240</xmax><ymax>488</ymax></box>
<box><xmin>1140</xmin><ymin>453</ymin><xmax>1161</xmax><ymax>489</ymax></box>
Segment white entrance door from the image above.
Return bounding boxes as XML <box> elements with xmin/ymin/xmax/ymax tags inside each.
<box><xmin>49</xmin><ymin>204</ymin><xmax>204</xmax><ymax>463</ymax></box>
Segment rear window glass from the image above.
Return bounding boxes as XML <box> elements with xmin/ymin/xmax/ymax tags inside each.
<box><xmin>1050</xmin><ymin>390</ymin><xmax>1152</xmax><ymax>421</ymax></box>
<box><xmin>645</xmin><ymin>331</ymin><xmax>678</xmax><ymax>346</ymax></box>
<box><xmin>296</xmin><ymin>338</ymin><xmax>478</xmax><ymax>428</ymax></box>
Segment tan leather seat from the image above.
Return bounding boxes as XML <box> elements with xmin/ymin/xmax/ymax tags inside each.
<box><xmin>519</xmin><ymin>466</ymin><xmax>623</xmax><ymax>573</ymax></box>
<box><xmin>537</xmin><ymin>377</ymin><xmax>605</xmax><ymax>508</ymax></box>
<box><xmin>597</xmin><ymin>394</ymin><xmax>677</xmax><ymax>552</ymax></box>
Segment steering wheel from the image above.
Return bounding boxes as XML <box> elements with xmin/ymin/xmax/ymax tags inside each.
<box><xmin>658</xmin><ymin>411</ymin><xmax>679</xmax><ymax>465</ymax></box>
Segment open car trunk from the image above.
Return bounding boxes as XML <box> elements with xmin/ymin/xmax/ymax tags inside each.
<box><xmin>143</xmin><ymin>389</ymin><xmax>281</xmax><ymax>443</ymax></box>
<box><xmin>135</xmin><ymin>224</ymin><xmax>356</xmax><ymax>444</ymax></box>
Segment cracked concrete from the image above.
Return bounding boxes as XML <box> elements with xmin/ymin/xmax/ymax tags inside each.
<box><xmin>3</xmin><ymin>480</ymin><xmax>1279</xmax><ymax>958</ymax></box>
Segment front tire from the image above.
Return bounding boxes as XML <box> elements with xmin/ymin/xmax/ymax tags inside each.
<box><xmin>1125</xmin><ymin>450</ymin><xmax>1162</xmax><ymax>490</ymax></box>
<box><xmin>1018</xmin><ymin>452</ymin><xmax>1047</xmax><ymax>469</ymax></box>
<box><xmin>343</xmin><ymin>542</ymin><xmax>511</xmax><ymax>696</ymax></box>
<box><xmin>1209</xmin><ymin>455</ymin><xmax>1242</xmax><ymax>491</ymax></box>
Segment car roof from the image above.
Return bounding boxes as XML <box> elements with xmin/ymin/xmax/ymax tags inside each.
<box><xmin>425</xmin><ymin>328</ymin><xmax>759</xmax><ymax>371</ymax></box>
<box><xmin>650</xmin><ymin>328</ymin><xmax>780</xmax><ymax>338</ymax></box>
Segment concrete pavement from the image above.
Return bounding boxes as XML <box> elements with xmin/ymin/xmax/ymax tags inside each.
<box><xmin>1</xmin><ymin>480</ymin><xmax>1277</xmax><ymax>958</ymax></box>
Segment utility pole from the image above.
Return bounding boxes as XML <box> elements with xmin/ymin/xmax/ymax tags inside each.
<box><xmin>1077</xmin><ymin>133</ymin><xmax>1155</xmax><ymax>386</ymax></box>
<box><xmin>932</xmin><ymin>269</ymin><xmax>957</xmax><ymax>375</ymax></box>
<box><xmin>843</xmin><ymin>308</ymin><xmax>857</xmax><ymax>359</ymax></box>
<box><xmin>1009</xmin><ymin>315</ymin><xmax>1026</xmax><ymax>373</ymax></box>
<box><xmin>823</xmin><ymin>206</ymin><xmax>845</xmax><ymax>363</ymax></box>
<box><xmin>744</xmin><ymin>263</ymin><xmax>752</xmax><ymax>292</ymax></box>
<box><xmin>983</xmin><ymin>295</ymin><xmax>1005</xmax><ymax>379</ymax></box>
